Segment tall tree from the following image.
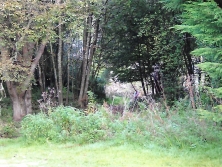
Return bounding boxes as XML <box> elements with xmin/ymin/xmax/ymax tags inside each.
<box><xmin>57</xmin><ymin>0</ymin><xmax>63</xmax><ymax>105</ymax></box>
<box><xmin>0</xmin><ymin>0</ymin><xmax>58</xmax><ymax>121</ymax></box>
<box><xmin>78</xmin><ymin>0</ymin><xmax>104</xmax><ymax>107</ymax></box>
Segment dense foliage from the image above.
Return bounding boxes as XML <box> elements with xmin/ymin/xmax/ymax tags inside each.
<box><xmin>163</xmin><ymin>0</ymin><xmax>222</xmax><ymax>122</ymax></box>
<box><xmin>101</xmin><ymin>0</ymin><xmax>187</xmax><ymax>102</ymax></box>
<box><xmin>20</xmin><ymin>105</ymin><xmax>222</xmax><ymax>150</ymax></box>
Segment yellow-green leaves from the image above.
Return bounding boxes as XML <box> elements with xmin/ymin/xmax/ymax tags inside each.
<box><xmin>0</xmin><ymin>0</ymin><xmax>57</xmax><ymax>83</ymax></box>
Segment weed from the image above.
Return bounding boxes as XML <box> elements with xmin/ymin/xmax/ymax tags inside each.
<box><xmin>0</xmin><ymin>123</ymin><xmax>18</xmax><ymax>138</ymax></box>
<box><xmin>37</xmin><ymin>87</ymin><xmax>58</xmax><ymax>114</ymax></box>
<box><xmin>84</xmin><ymin>91</ymin><xmax>98</xmax><ymax>114</ymax></box>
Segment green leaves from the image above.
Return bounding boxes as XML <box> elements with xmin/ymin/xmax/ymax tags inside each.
<box><xmin>168</xmin><ymin>0</ymin><xmax>222</xmax><ymax>115</ymax></box>
<box><xmin>173</xmin><ymin>1</ymin><xmax>222</xmax><ymax>80</ymax></box>
<box><xmin>0</xmin><ymin>1</ymin><xmax>63</xmax><ymax>83</ymax></box>
<box><xmin>177</xmin><ymin>1</ymin><xmax>222</xmax><ymax>45</ymax></box>
<box><xmin>197</xmin><ymin>108</ymin><xmax>222</xmax><ymax>123</ymax></box>
<box><xmin>1</xmin><ymin>1</ymin><xmax>50</xmax><ymax>43</ymax></box>
<box><xmin>21</xmin><ymin>106</ymin><xmax>107</xmax><ymax>144</ymax></box>
<box><xmin>198</xmin><ymin>62</ymin><xmax>222</xmax><ymax>79</ymax></box>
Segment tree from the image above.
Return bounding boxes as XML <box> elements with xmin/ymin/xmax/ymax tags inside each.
<box><xmin>174</xmin><ymin>1</ymin><xmax>222</xmax><ymax>100</ymax></box>
<box><xmin>163</xmin><ymin>0</ymin><xmax>222</xmax><ymax>119</ymax></box>
<box><xmin>78</xmin><ymin>0</ymin><xmax>105</xmax><ymax>107</ymax></box>
<box><xmin>100</xmin><ymin>0</ymin><xmax>186</xmax><ymax>103</ymax></box>
<box><xmin>56</xmin><ymin>0</ymin><xmax>63</xmax><ymax>105</ymax></box>
<box><xmin>0</xmin><ymin>0</ymin><xmax>58</xmax><ymax>121</ymax></box>
<box><xmin>184</xmin><ymin>0</ymin><xmax>222</xmax><ymax>122</ymax></box>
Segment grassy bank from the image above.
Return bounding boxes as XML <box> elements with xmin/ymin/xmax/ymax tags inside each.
<box><xmin>0</xmin><ymin>138</ymin><xmax>221</xmax><ymax>167</ymax></box>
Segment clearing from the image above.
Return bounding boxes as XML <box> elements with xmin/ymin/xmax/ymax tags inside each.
<box><xmin>0</xmin><ymin>138</ymin><xmax>221</xmax><ymax>167</ymax></box>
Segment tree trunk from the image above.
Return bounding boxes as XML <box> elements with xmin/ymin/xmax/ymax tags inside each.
<box><xmin>38</xmin><ymin>63</ymin><xmax>44</xmax><ymax>92</ymax></box>
<box><xmin>50</xmin><ymin>42</ymin><xmax>59</xmax><ymax>94</ymax></box>
<box><xmin>58</xmin><ymin>20</ymin><xmax>63</xmax><ymax>105</ymax></box>
<box><xmin>39</xmin><ymin>55</ymin><xmax>46</xmax><ymax>92</ymax></box>
<box><xmin>6</xmin><ymin>82</ymin><xmax>32</xmax><ymax>121</ymax></box>
<box><xmin>150</xmin><ymin>75</ymin><xmax>155</xmax><ymax>96</ymax></box>
<box><xmin>187</xmin><ymin>74</ymin><xmax>196</xmax><ymax>109</ymax></box>
<box><xmin>57</xmin><ymin>0</ymin><xmax>63</xmax><ymax>105</ymax></box>
<box><xmin>66</xmin><ymin>45</ymin><xmax>71</xmax><ymax>105</ymax></box>
<box><xmin>183</xmin><ymin>33</ymin><xmax>194</xmax><ymax>76</ymax></box>
<box><xmin>24</xmin><ymin>42</ymin><xmax>47</xmax><ymax>87</ymax></box>
<box><xmin>78</xmin><ymin>14</ymin><xmax>92</xmax><ymax>107</ymax></box>
<box><xmin>138</xmin><ymin>60</ymin><xmax>147</xmax><ymax>96</ymax></box>
<box><xmin>83</xmin><ymin>19</ymin><xmax>99</xmax><ymax>98</ymax></box>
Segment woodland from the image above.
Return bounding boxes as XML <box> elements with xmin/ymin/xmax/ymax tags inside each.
<box><xmin>0</xmin><ymin>0</ymin><xmax>222</xmax><ymax>166</ymax></box>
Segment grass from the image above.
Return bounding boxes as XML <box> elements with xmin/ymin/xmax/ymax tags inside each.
<box><xmin>0</xmin><ymin>138</ymin><xmax>221</xmax><ymax>167</ymax></box>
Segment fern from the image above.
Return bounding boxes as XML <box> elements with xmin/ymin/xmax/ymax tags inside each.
<box><xmin>161</xmin><ymin>0</ymin><xmax>185</xmax><ymax>11</ymax></box>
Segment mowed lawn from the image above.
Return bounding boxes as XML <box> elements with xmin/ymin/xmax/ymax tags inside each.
<box><xmin>0</xmin><ymin>138</ymin><xmax>221</xmax><ymax>167</ymax></box>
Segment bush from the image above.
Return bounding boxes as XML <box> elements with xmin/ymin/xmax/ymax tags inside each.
<box><xmin>50</xmin><ymin>106</ymin><xmax>108</xmax><ymax>143</ymax></box>
<box><xmin>21</xmin><ymin>113</ymin><xmax>55</xmax><ymax>143</ymax></box>
<box><xmin>20</xmin><ymin>101</ymin><xmax>222</xmax><ymax>148</ymax></box>
<box><xmin>50</xmin><ymin>106</ymin><xmax>80</xmax><ymax>139</ymax></box>
<box><xmin>107</xmin><ymin>115</ymin><xmax>151</xmax><ymax>146</ymax></box>
<box><xmin>72</xmin><ymin>112</ymin><xmax>108</xmax><ymax>144</ymax></box>
<box><xmin>21</xmin><ymin>106</ymin><xmax>109</xmax><ymax>144</ymax></box>
<box><xmin>154</xmin><ymin>108</ymin><xmax>222</xmax><ymax>149</ymax></box>
<box><xmin>0</xmin><ymin>107</ymin><xmax>13</xmax><ymax>122</ymax></box>
<box><xmin>0</xmin><ymin>97</ymin><xmax>13</xmax><ymax>120</ymax></box>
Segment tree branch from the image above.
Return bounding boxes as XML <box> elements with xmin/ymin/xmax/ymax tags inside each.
<box><xmin>23</xmin><ymin>41</ymin><xmax>47</xmax><ymax>89</ymax></box>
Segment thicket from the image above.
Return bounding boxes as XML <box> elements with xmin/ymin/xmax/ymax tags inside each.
<box><xmin>20</xmin><ymin>104</ymin><xmax>222</xmax><ymax>150</ymax></box>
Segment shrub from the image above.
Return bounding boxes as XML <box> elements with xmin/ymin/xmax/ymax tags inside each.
<box><xmin>21</xmin><ymin>106</ymin><xmax>109</xmax><ymax>144</ymax></box>
<box><xmin>155</xmin><ymin>108</ymin><xmax>222</xmax><ymax>149</ymax></box>
<box><xmin>49</xmin><ymin>106</ymin><xmax>82</xmax><ymax>141</ymax></box>
<box><xmin>0</xmin><ymin>97</ymin><xmax>13</xmax><ymax>119</ymax></box>
<box><xmin>121</xmin><ymin>119</ymin><xmax>150</xmax><ymax>145</ymax></box>
<box><xmin>21</xmin><ymin>113</ymin><xmax>55</xmax><ymax>143</ymax></box>
<box><xmin>50</xmin><ymin>107</ymin><xmax>79</xmax><ymax>132</ymax></box>
<box><xmin>20</xmin><ymin>101</ymin><xmax>222</xmax><ymax>148</ymax></box>
<box><xmin>72</xmin><ymin>112</ymin><xmax>108</xmax><ymax>144</ymax></box>
<box><xmin>108</xmin><ymin>116</ymin><xmax>150</xmax><ymax>146</ymax></box>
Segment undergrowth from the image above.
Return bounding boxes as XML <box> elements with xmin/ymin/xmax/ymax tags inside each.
<box><xmin>21</xmin><ymin>107</ymin><xmax>108</xmax><ymax>144</ymax></box>
<box><xmin>20</xmin><ymin>101</ymin><xmax>222</xmax><ymax>152</ymax></box>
